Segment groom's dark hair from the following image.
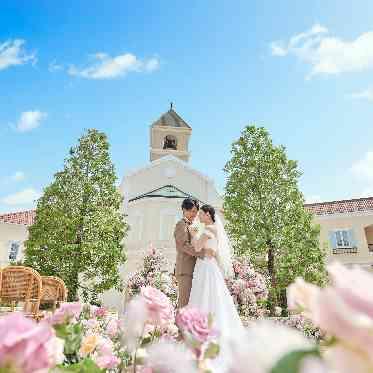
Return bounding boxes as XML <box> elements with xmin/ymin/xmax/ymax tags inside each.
<box><xmin>181</xmin><ymin>197</ymin><xmax>200</xmax><ymax>211</ymax></box>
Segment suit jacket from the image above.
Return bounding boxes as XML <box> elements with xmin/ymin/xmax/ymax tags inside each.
<box><xmin>174</xmin><ymin>218</ymin><xmax>198</xmax><ymax>276</ymax></box>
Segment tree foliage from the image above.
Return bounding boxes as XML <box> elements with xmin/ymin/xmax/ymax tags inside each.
<box><xmin>24</xmin><ymin>129</ymin><xmax>128</xmax><ymax>302</ymax></box>
<box><xmin>223</xmin><ymin>125</ymin><xmax>326</xmax><ymax>313</ymax></box>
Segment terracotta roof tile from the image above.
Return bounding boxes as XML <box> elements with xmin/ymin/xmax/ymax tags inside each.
<box><xmin>0</xmin><ymin>210</ymin><xmax>36</xmax><ymax>226</ymax></box>
<box><xmin>1</xmin><ymin>196</ymin><xmax>373</xmax><ymax>224</ymax></box>
<box><xmin>305</xmin><ymin>197</ymin><xmax>373</xmax><ymax>216</ymax></box>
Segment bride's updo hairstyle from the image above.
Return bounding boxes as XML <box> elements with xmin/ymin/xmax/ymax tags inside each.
<box><xmin>201</xmin><ymin>204</ymin><xmax>216</xmax><ymax>223</ymax></box>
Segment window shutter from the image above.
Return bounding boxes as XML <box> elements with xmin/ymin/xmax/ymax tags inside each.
<box><xmin>328</xmin><ymin>231</ymin><xmax>337</xmax><ymax>249</ymax></box>
<box><xmin>348</xmin><ymin>229</ymin><xmax>357</xmax><ymax>248</ymax></box>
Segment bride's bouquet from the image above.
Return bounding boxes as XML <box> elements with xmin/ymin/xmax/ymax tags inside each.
<box><xmin>189</xmin><ymin>218</ymin><xmax>205</xmax><ymax>240</ymax></box>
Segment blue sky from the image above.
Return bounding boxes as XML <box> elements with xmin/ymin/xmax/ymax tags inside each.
<box><xmin>1</xmin><ymin>1</ymin><xmax>373</xmax><ymax>213</ymax></box>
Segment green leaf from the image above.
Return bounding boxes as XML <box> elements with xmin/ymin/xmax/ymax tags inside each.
<box><xmin>204</xmin><ymin>342</ymin><xmax>220</xmax><ymax>360</ymax></box>
<box><xmin>57</xmin><ymin>358</ymin><xmax>103</xmax><ymax>373</ymax></box>
<box><xmin>270</xmin><ymin>348</ymin><xmax>320</xmax><ymax>373</ymax></box>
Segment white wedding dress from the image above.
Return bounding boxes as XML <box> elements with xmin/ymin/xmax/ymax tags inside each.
<box><xmin>188</xmin><ymin>224</ymin><xmax>244</xmax><ymax>372</ymax></box>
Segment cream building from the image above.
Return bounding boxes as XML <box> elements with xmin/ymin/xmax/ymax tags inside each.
<box><xmin>0</xmin><ymin>210</ymin><xmax>35</xmax><ymax>268</ymax></box>
<box><xmin>305</xmin><ymin>197</ymin><xmax>373</xmax><ymax>270</ymax></box>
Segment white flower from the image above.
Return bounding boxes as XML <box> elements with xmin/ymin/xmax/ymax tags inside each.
<box><xmin>145</xmin><ymin>340</ymin><xmax>197</xmax><ymax>373</ymax></box>
<box><xmin>227</xmin><ymin>321</ymin><xmax>316</xmax><ymax>373</ymax></box>
<box><xmin>46</xmin><ymin>336</ymin><xmax>65</xmax><ymax>365</ymax></box>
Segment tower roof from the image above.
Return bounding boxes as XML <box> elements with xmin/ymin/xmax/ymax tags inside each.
<box><xmin>152</xmin><ymin>107</ymin><xmax>192</xmax><ymax>129</ymax></box>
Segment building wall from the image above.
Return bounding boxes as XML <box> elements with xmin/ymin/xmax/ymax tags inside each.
<box><xmin>121</xmin><ymin>156</ymin><xmax>222</xmax><ymax>208</ymax></box>
<box><xmin>0</xmin><ymin>222</ymin><xmax>28</xmax><ymax>267</ymax></box>
<box><xmin>314</xmin><ymin>212</ymin><xmax>373</xmax><ymax>267</ymax></box>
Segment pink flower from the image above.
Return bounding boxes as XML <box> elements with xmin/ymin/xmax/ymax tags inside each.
<box><xmin>287</xmin><ymin>278</ymin><xmax>320</xmax><ymax>319</ymax></box>
<box><xmin>48</xmin><ymin>302</ymin><xmax>82</xmax><ymax>325</ymax></box>
<box><xmin>140</xmin><ymin>286</ymin><xmax>174</xmax><ymax>326</ymax></box>
<box><xmin>94</xmin><ymin>306</ymin><xmax>108</xmax><ymax>318</ymax></box>
<box><xmin>139</xmin><ymin>367</ymin><xmax>153</xmax><ymax>373</ymax></box>
<box><xmin>175</xmin><ymin>307</ymin><xmax>217</xmax><ymax>343</ymax></box>
<box><xmin>106</xmin><ymin>318</ymin><xmax>119</xmax><ymax>337</ymax></box>
<box><xmin>96</xmin><ymin>337</ymin><xmax>114</xmax><ymax>356</ymax></box>
<box><xmin>123</xmin><ymin>296</ymin><xmax>149</xmax><ymax>352</ymax></box>
<box><xmin>288</xmin><ymin>263</ymin><xmax>373</xmax><ymax>372</ymax></box>
<box><xmin>0</xmin><ymin>313</ymin><xmax>56</xmax><ymax>373</ymax></box>
<box><xmin>328</xmin><ymin>262</ymin><xmax>373</xmax><ymax>319</ymax></box>
<box><xmin>84</xmin><ymin>318</ymin><xmax>100</xmax><ymax>330</ymax></box>
<box><xmin>95</xmin><ymin>354</ymin><xmax>120</xmax><ymax>369</ymax></box>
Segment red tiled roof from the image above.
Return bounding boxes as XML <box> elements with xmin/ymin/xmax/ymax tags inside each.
<box><xmin>1</xmin><ymin>197</ymin><xmax>373</xmax><ymax>224</ymax></box>
<box><xmin>305</xmin><ymin>197</ymin><xmax>373</xmax><ymax>216</ymax></box>
<box><xmin>0</xmin><ymin>210</ymin><xmax>36</xmax><ymax>226</ymax></box>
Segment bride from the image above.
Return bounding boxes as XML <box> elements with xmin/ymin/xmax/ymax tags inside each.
<box><xmin>188</xmin><ymin>204</ymin><xmax>243</xmax><ymax>338</ymax></box>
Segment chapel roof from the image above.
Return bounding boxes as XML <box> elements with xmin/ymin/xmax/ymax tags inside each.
<box><xmin>151</xmin><ymin>107</ymin><xmax>192</xmax><ymax>129</ymax></box>
<box><xmin>129</xmin><ymin>184</ymin><xmax>201</xmax><ymax>203</ymax></box>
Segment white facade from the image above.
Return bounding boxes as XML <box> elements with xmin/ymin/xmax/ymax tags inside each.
<box><xmin>101</xmin><ymin>154</ymin><xmax>223</xmax><ymax>311</ymax></box>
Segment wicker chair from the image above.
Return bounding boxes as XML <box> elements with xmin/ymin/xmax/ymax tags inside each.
<box><xmin>0</xmin><ymin>266</ymin><xmax>42</xmax><ymax>318</ymax></box>
<box><xmin>41</xmin><ymin>276</ymin><xmax>68</xmax><ymax>310</ymax></box>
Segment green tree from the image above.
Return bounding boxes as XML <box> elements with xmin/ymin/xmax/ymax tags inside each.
<box><xmin>24</xmin><ymin>129</ymin><xmax>128</xmax><ymax>302</ymax></box>
<box><xmin>224</xmin><ymin>125</ymin><xmax>326</xmax><ymax>314</ymax></box>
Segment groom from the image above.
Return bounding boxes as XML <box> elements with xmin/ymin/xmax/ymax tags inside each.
<box><xmin>174</xmin><ymin>197</ymin><xmax>205</xmax><ymax>309</ymax></box>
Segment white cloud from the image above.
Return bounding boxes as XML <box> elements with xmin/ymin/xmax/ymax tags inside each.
<box><xmin>1</xmin><ymin>188</ymin><xmax>40</xmax><ymax>206</ymax></box>
<box><xmin>350</xmin><ymin>151</ymin><xmax>373</xmax><ymax>182</ymax></box>
<box><xmin>271</xmin><ymin>24</ymin><xmax>373</xmax><ymax>78</ymax></box>
<box><xmin>68</xmin><ymin>53</ymin><xmax>160</xmax><ymax>79</ymax></box>
<box><xmin>360</xmin><ymin>187</ymin><xmax>373</xmax><ymax>198</ymax></box>
<box><xmin>305</xmin><ymin>195</ymin><xmax>322</xmax><ymax>204</ymax></box>
<box><xmin>48</xmin><ymin>60</ymin><xmax>63</xmax><ymax>72</ymax></box>
<box><xmin>0</xmin><ymin>39</ymin><xmax>36</xmax><ymax>71</ymax></box>
<box><xmin>350</xmin><ymin>87</ymin><xmax>373</xmax><ymax>102</ymax></box>
<box><xmin>16</xmin><ymin>110</ymin><xmax>47</xmax><ymax>133</ymax></box>
<box><xmin>11</xmin><ymin>171</ymin><xmax>25</xmax><ymax>182</ymax></box>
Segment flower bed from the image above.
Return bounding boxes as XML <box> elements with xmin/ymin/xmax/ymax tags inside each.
<box><xmin>226</xmin><ymin>257</ymin><xmax>269</xmax><ymax>318</ymax></box>
<box><xmin>126</xmin><ymin>246</ymin><xmax>178</xmax><ymax>306</ymax></box>
<box><xmin>3</xmin><ymin>257</ymin><xmax>373</xmax><ymax>372</ymax></box>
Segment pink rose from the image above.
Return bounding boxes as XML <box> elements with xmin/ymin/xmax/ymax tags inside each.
<box><xmin>106</xmin><ymin>318</ymin><xmax>119</xmax><ymax>337</ymax></box>
<box><xmin>0</xmin><ymin>313</ymin><xmax>55</xmax><ymax>373</ymax></box>
<box><xmin>48</xmin><ymin>302</ymin><xmax>82</xmax><ymax>325</ymax></box>
<box><xmin>288</xmin><ymin>263</ymin><xmax>373</xmax><ymax>371</ymax></box>
<box><xmin>94</xmin><ymin>306</ymin><xmax>108</xmax><ymax>318</ymax></box>
<box><xmin>96</xmin><ymin>336</ymin><xmax>115</xmax><ymax>356</ymax></box>
<box><xmin>140</xmin><ymin>286</ymin><xmax>174</xmax><ymax>326</ymax></box>
<box><xmin>175</xmin><ymin>307</ymin><xmax>217</xmax><ymax>343</ymax></box>
<box><xmin>95</xmin><ymin>354</ymin><xmax>120</xmax><ymax>369</ymax></box>
<box><xmin>328</xmin><ymin>262</ymin><xmax>373</xmax><ymax>319</ymax></box>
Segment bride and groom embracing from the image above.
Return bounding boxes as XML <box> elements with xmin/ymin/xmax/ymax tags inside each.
<box><xmin>173</xmin><ymin>197</ymin><xmax>243</xmax><ymax>338</ymax></box>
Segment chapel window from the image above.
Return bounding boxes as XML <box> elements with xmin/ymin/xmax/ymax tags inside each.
<box><xmin>163</xmin><ymin>135</ymin><xmax>177</xmax><ymax>150</ymax></box>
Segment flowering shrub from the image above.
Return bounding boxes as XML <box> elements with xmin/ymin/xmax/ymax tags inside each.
<box><xmin>5</xmin><ymin>262</ymin><xmax>373</xmax><ymax>372</ymax></box>
<box><xmin>126</xmin><ymin>246</ymin><xmax>178</xmax><ymax>306</ymax></box>
<box><xmin>272</xmin><ymin>314</ymin><xmax>323</xmax><ymax>341</ymax></box>
<box><xmin>226</xmin><ymin>256</ymin><xmax>269</xmax><ymax>318</ymax></box>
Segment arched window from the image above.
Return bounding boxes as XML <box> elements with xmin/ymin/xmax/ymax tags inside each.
<box><xmin>163</xmin><ymin>135</ymin><xmax>177</xmax><ymax>150</ymax></box>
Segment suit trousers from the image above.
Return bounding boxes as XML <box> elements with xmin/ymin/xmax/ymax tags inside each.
<box><xmin>176</xmin><ymin>274</ymin><xmax>193</xmax><ymax>309</ymax></box>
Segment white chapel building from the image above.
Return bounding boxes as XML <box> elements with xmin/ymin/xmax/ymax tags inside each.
<box><xmin>119</xmin><ymin>107</ymin><xmax>223</xmax><ymax>273</ymax></box>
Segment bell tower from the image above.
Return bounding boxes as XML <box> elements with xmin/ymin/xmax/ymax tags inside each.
<box><xmin>150</xmin><ymin>104</ymin><xmax>192</xmax><ymax>162</ymax></box>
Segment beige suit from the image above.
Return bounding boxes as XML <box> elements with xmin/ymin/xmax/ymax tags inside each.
<box><xmin>174</xmin><ymin>218</ymin><xmax>200</xmax><ymax>308</ymax></box>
